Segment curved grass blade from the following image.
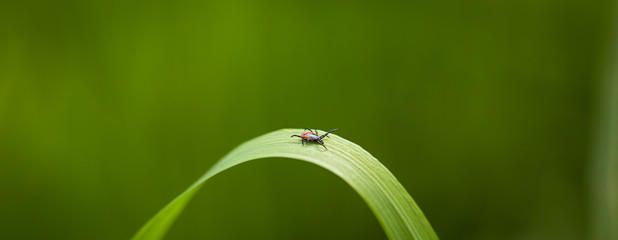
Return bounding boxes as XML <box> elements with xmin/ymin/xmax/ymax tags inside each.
<box><xmin>132</xmin><ymin>129</ymin><xmax>438</xmax><ymax>240</ymax></box>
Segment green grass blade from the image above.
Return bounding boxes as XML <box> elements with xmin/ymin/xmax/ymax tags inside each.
<box><xmin>132</xmin><ymin>129</ymin><xmax>438</xmax><ymax>240</ymax></box>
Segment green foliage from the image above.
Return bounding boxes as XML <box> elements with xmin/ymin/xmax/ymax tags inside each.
<box><xmin>132</xmin><ymin>129</ymin><xmax>438</xmax><ymax>240</ymax></box>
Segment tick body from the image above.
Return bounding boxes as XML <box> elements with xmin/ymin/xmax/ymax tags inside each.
<box><xmin>291</xmin><ymin>128</ymin><xmax>338</xmax><ymax>150</ymax></box>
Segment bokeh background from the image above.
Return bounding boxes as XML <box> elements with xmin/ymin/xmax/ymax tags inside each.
<box><xmin>0</xmin><ymin>0</ymin><xmax>616</xmax><ymax>239</ymax></box>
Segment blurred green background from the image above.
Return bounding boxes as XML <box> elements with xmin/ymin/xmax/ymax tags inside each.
<box><xmin>0</xmin><ymin>0</ymin><xmax>616</xmax><ymax>239</ymax></box>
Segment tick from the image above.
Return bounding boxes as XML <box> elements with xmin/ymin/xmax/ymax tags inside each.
<box><xmin>291</xmin><ymin>128</ymin><xmax>338</xmax><ymax>150</ymax></box>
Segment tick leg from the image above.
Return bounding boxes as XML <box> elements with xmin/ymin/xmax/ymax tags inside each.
<box><xmin>307</xmin><ymin>128</ymin><xmax>326</xmax><ymax>137</ymax></box>
<box><xmin>319</xmin><ymin>128</ymin><xmax>338</xmax><ymax>139</ymax></box>
<box><xmin>302</xmin><ymin>139</ymin><xmax>305</xmax><ymax>146</ymax></box>
<box><xmin>317</xmin><ymin>139</ymin><xmax>328</xmax><ymax>150</ymax></box>
<box><xmin>291</xmin><ymin>135</ymin><xmax>302</xmax><ymax>138</ymax></box>
<box><xmin>305</xmin><ymin>128</ymin><xmax>318</xmax><ymax>135</ymax></box>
